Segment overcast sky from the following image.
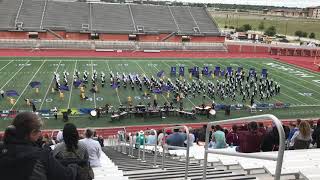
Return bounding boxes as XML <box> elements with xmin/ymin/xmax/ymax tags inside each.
<box><xmin>169</xmin><ymin>0</ymin><xmax>320</xmax><ymax>8</ymax></box>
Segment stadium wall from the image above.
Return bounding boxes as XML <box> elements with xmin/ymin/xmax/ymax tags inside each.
<box><xmin>100</xmin><ymin>34</ymin><xmax>129</xmax><ymax>41</ymax></box>
<box><xmin>190</xmin><ymin>36</ymin><xmax>225</xmax><ymax>43</ymax></box>
<box><xmin>0</xmin><ymin>31</ymin><xmax>28</xmax><ymax>39</ymax></box>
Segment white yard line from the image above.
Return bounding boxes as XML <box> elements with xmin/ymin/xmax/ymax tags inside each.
<box><xmin>91</xmin><ymin>60</ymin><xmax>97</xmax><ymax>108</ymax></box>
<box><xmin>0</xmin><ymin>60</ymin><xmax>13</xmax><ymax>72</ymax></box>
<box><xmin>135</xmin><ymin>61</ymin><xmax>170</xmax><ymax>104</ymax></box>
<box><xmin>9</xmin><ymin>61</ymin><xmax>46</xmax><ymax>111</ymax></box>
<box><xmin>67</xmin><ymin>60</ymin><xmax>77</xmax><ymax>109</ymax></box>
<box><xmin>106</xmin><ymin>60</ymin><xmax>121</xmax><ymax>105</ymax></box>
<box><xmin>39</xmin><ymin>60</ymin><xmax>62</xmax><ymax>110</ymax></box>
<box><xmin>0</xmin><ymin>60</ymin><xmax>30</xmax><ymax>90</ymax></box>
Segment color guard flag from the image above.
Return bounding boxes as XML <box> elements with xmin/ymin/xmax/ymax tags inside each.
<box><xmin>6</xmin><ymin>90</ymin><xmax>19</xmax><ymax>97</ymax></box>
<box><xmin>59</xmin><ymin>85</ymin><xmax>70</xmax><ymax>91</ymax></box>
<box><xmin>29</xmin><ymin>81</ymin><xmax>41</xmax><ymax>88</ymax></box>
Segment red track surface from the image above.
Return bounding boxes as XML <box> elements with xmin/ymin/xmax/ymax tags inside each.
<box><xmin>0</xmin><ymin>48</ymin><xmax>318</xmax><ymax>136</ymax></box>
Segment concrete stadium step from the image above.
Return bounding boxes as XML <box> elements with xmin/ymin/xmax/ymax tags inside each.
<box><xmin>126</xmin><ymin>168</ymin><xmax>224</xmax><ymax>178</ymax></box>
<box><xmin>124</xmin><ymin>166</ymin><xmax>217</xmax><ymax>176</ymax></box>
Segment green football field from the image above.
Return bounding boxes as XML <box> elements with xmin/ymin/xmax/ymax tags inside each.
<box><xmin>0</xmin><ymin>57</ymin><xmax>320</xmax><ymax>130</ymax></box>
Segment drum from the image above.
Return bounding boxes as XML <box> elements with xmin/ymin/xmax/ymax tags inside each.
<box><xmin>209</xmin><ymin>109</ymin><xmax>216</xmax><ymax>116</ymax></box>
<box><xmin>90</xmin><ymin>110</ymin><xmax>97</xmax><ymax>117</ymax></box>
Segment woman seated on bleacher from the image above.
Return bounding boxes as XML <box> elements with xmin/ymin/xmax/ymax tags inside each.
<box><xmin>209</xmin><ymin>125</ymin><xmax>227</xmax><ymax>149</ymax></box>
<box><xmin>290</xmin><ymin>120</ymin><xmax>312</xmax><ymax>150</ymax></box>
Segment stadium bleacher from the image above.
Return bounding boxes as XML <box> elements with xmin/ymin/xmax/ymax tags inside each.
<box><xmin>0</xmin><ymin>0</ymin><xmax>21</xmax><ymax>30</ymax></box>
<box><xmin>0</xmin><ymin>0</ymin><xmax>221</xmax><ymax>35</ymax></box>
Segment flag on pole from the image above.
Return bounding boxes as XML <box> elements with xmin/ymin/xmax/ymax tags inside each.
<box><xmin>6</xmin><ymin>90</ymin><xmax>19</xmax><ymax>97</ymax></box>
<box><xmin>29</xmin><ymin>81</ymin><xmax>41</xmax><ymax>88</ymax></box>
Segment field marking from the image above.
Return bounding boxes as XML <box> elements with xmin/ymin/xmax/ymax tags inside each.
<box><xmin>272</xmin><ymin>59</ymin><xmax>320</xmax><ymax>77</ymax></box>
<box><xmin>161</xmin><ymin>61</ymin><xmax>197</xmax><ymax>107</ymax></box>
<box><xmin>106</xmin><ymin>60</ymin><xmax>121</xmax><ymax>105</ymax></box>
<box><xmin>39</xmin><ymin>60</ymin><xmax>62</xmax><ymax>110</ymax></box>
<box><xmin>9</xmin><ymin>61</ymin><xmax>46</xmax><ymax>111</ymax></box>
<box><xmin>249</xmin><ymin>60</ymin><xmax>320</xmax><ymax>94</ymax></box>
<box><xmin>91</xmin><ymin>60</ymin><xmax>97</xmax><ymax>108</ymax></box>
<box><xmin>0</xmin><ymin>60</ymin><xmax>30</xmax><ymax>90</ymax></box>
<box><xmin>247</xmin><ymin>61</ymin><xmax>320</xmax><ymax>104</ymax></box>
<box><xmin>0</xmin><ymin>60</ymin><xmax>13</xmax><ymax>72</ymax></box>
<box><xmin>134</xmin><ymin>61</ymin><xmax>169</xmax><ymax>104</ymax></box>
<box><xmin>67</xmin><ymin>60</ymin><xmax>77</xmax><ymax>109</ymax></box>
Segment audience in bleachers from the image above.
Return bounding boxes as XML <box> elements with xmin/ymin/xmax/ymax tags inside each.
<box><xmin>157</xmin><ymin>129</ymin><xmax>164</xmax><ymax>146</ymax></box>
<box><xmin>146</xmin><ymin>130</ymin><xmax>157</xmax><ymax>145</ymax></box>
<box><xmin>209</xmin><ymin>125</ymin><xmax>227</xmax><ymax>149</ymax></box>
<box><xmin>226</xmin><ymin>124</ymin><xmax>239</xmax><ymax>146</ymax></box>
<box><xmin>166</xmin><ymin>128</ymin><xmax>186</xmax><ymax>148</ymax></box>
<box><xmin>290</xmin><ymin>120</ymin><xmax>312</xmax><ymax>149</ymax></box>
<box><xmin>236</xmin><ymin>121</ymin><xmax>264</xmax><ymax>153</ymax></box>
<box><xmin>53</xmin><ymin>123</ymin><xmax>94</xmax><ymax>180</ymax></box>
<box><xmin>80</xmin><ymin>128</ymin><xmax>102</xmax><ymax>167</ymax></box>
<box><xmin>261</xmin><ymin>126</ymin><xmax>280</xmax><ymax>152</ymax></box>
<box><xmin>312</xmin><ymin>120</ymin><xmax>320</xmax><ymax>148</ymax></box>
<box><xmin>185</xmin><ymin>128</ymin><xmax>195</xmax><ymax>147</ymax></box>
<box><xmin>0</xmin><ymin>112</ymin><xmax>78</xmax><ymax>180</ymax></box>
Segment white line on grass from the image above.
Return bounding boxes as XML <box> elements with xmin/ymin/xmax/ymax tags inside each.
<box><xmin>39</xmin><ymin>60</ymin><xmax>62</xmax><ymax>110</ymax></box>
<box><xmin>91</xmin><ymin>60</ymin><xmax>97</xmax><ymax>108</ymax></box>
<box><xmin>67</xmin><ymin>60</ymin><xmax>77</xmax><ymax>109</ymax></box>
<box><xmin>0</xmin><ymin>60</ymin><xmax>13</xmax><ymax>72</ymax></box>
<box><xmin>0</xmin><ymin>60</ymin><xmax>30</xmax><ymax>90</ymax></box>
<box><xmin>106</xmin><ymin>60</ymin><xmax>121</xmax><ymax>105</ymax></box>
<box><xmin>135</xmin><ymin>61</ymin><xmax>169</xmax><ymax>104</ymax></box>
<box><xmin>9</xmin><ymin>61</ymin><xmax>46</xmax><ymax>111</ymax></box>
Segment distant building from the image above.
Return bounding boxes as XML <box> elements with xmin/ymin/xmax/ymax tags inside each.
<box><xmin>306</xmin><ymin>6</ymin><xmax>320</xmax><ymax>19</ymax></box>
<box><xmin>264</xmin><ymin>8</ymin><xmax>308</xmax><ymax>18</ymax></box>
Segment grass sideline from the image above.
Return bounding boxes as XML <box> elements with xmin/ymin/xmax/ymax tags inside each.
<box><xmin>0</xmin><ymin>57</ymin><xmax>319</xmax><ymax>130</ymax></box>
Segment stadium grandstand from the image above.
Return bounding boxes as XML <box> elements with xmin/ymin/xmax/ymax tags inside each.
<box><xmin>1</xmin><ymin>0</ymin><xmax>320</xmax><ymax>180</ymax></box>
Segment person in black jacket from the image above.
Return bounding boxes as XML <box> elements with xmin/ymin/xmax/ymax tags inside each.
<box><xmin>312</xmin><ymin>119</ymin><xmax>320</xmax><ymax>148</ymax></box>
<box><xmin>0</xmin><ymin>112</ymin><xmax>77</xmax><ymax>180</ymax></box>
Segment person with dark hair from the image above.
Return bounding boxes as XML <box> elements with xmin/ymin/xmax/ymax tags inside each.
<box><xmin>226</xmin><ymin>124</ymin><xmax>239</xmax><ymax>146</ymax></box>
<box><xmin>312</xmin><ymin>119</ymin><xmax>320</xmax><ymax>148</ymax></box>
<box><xmin>53</xmin><ymin>123</ymin><xmax>93</xmax><ymax>180</ymax></box>
<box><xmin>261</xmin><ymin>126</ymin><xmax>279</xmax><ymax>152</ymax></box>
<box><xmin>236</xmin><ymin>121</ymin><xmax>263</xmax><ymax>153</ymax></box>
<box><xmin>80</xmin><ymin>129</ymin><xmax>102</xmax><ymax>167</ymax></box>
<box><xmin>0</xmin><ymin>112</ymin><xmax>77</xmax><ymax>180</ymax></box>
<box><xmin>166</xmin><ymin>128</ymin><xmax>186</xmax><ymax>148</ymax></box>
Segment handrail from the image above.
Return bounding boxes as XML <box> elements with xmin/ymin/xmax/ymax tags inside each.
<box><xmin>117</xmin><ymin>127</ymin><xmax>127</xmax><ymax>154</ymax></box>
<box><xmin>162</xmin><ymin>125</ymin><xmax>190</xmax><ymax>180</ymax></box>
<box><xmin>142</xmin><ymin>129</ymin><xmax>158</xmax><ymax>167</ymax></box>
<box><xmin>202</xmin><ymin>114</ymin><xmax>285</xmax><ymax>180</ymax></box>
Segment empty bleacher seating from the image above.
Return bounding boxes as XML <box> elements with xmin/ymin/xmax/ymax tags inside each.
<box><xmin>170</xmin><ymin>6</ymin><xmax>198</xmax><ymax>34</ymax></box>
<box><xmin>43</xmin><ymin>1</ymin><xmax>90</xmax><ymax>31</ymax></box>
<box><xmin>91</xmin><ymin>4</ymin><xmax>134</xmax><ymax>33</ymax></box>
<box><xmin>0</xmin><ymin>0</ymin><xmax>21</xmax><ymax>30</ymax></box>
<box><xmin>189</xmin><ymin>7</ymin><xmax>220</xmax><ymax>35</ymax></box>
<box><xmin>16</xmin><ymin>0</ymin><xmax>45</xmax><ymax>31</ymax></box>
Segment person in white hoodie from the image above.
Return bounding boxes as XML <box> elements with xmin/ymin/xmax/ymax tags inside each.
<box><xmin>80</xmin><ymin>129</ymin><xmax>102</xmax><ymax>167</ymax></box>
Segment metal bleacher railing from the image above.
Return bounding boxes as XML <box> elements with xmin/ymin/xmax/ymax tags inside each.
<box><xmin>142</xmin><ymin>129</ymin><xmax>158</xmax><ymax>166</ymax></box>
<box><xmin>202</xmin><ymin>114</ymin><xmax>285</xmax><ymax>180</ymax></box>
<box><xmin>162</xmin><ymin>125</ymin><xmax>190</xmax><ymax>180</ymax></box>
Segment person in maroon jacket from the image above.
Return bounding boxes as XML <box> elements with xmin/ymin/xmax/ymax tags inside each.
<box><xmin>226</xmin><ymin>124</ymin><xmax>239</xmax><ymax>146</ymax></box>
<box><xmin>236</xmin><ymin>121</ymin><xmax>264</xmax><ymax>153</ymax></box>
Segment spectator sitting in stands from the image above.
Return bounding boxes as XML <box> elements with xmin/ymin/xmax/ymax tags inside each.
<box><xmin>184</xmin><ymin>128</ymin><xmax>195</xmax><ymax>147</ymax></box>
<box><xmin>146</xmin><ymin>130</ymin><xmax>157</xmax><ymax>145</ymax></box>
<box><xmin>80</xmin><ymin>129</ymin><xmax>102</xmax><ymax>167</ymax></box>
<box><xmin>226</xmin><ymin>124</ymin><xmax>239</xmax><ymax>146</ymax></box>
<box><xmin>258</xmin><ymin>122</ymin><xmax>267</xmax><ymax>137</ymax></box>
<box><xmin>236</xmin><ymin>121</ymin><xmax>263</xmax><ymax>153</ymax></box>
<box><xmin>53</xmin><ymin>123</ymin><xmax>94</xmax><ymax>179</ymax></box>
<box><xmin>288</xmin><ymin>119</ymin><xmax>301</xmax><ymax>140</ymax></box>
<box><xmin>261</xmin><ymin>126</ymin><xmax>279</xmax><ymax>152</ymax></box>
<box><xmin>0</xmin><ymin>112</ymin><xmax>77</xmax><ymax>180</ymax></box>
<box><xmin>196</xmin><ymin>125</ymin><xmax>207</xmax><ymax>144</ymax></box>
<box><xmin>157</xmin><ymin>130</ymin><xmax>164</xmax><ymax>146</ymax></box>
<box><xmin>209</xmin><ymin>125</ymin><xmax>227</xmax><ymax>149</ymax></box>
<box><xmin>290</xmin><ymin>120</ymin><xmax>312</xmax><ymax>150</ymax></box>
<box><xmin>0</xmin><ymin>134</ymin><xmax>3</xmax><ymax>146</ymax></box>
<box><xmin>166</xmin><ymin>128</ymin><xmax>186</xmax><ymax>149</ymax></box>
<box><xmin>312</xmin><ymin>119</ymin><xmax>320</xmax><ymax>148</ymax></box>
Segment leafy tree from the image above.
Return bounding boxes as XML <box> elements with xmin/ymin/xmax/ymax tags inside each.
<box><xmin>295</xmin><ymin>30</ymin><xmax>303</xmax><ymax>37</ymax></box>
<box><xmin>242</xmin><ymin>24</ymin><xmax>252</xmax><ymax>31</ymax></box>
<box><xmin>264</xmin><ymin>26</ymin><xmax>276</xmax><ymax>36</ymax></box>
<box><xmin>229</xmin><ymin>26</ymin><xmax>235</xmax><ymax>29</ymax></box>
<box><xmin>309</xmin><ymin>32</ymin><xmax>316</xmax><ymax>39</ymax></box>
<box><xmin>302</xmin><ymin>32</ymin><xmax>308</xmax><ymax>37</ymax></box>
<box><xmin>258</xmin><ymin>22</ymin><xmax>265</xmax><ymax>30</ymax></box>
